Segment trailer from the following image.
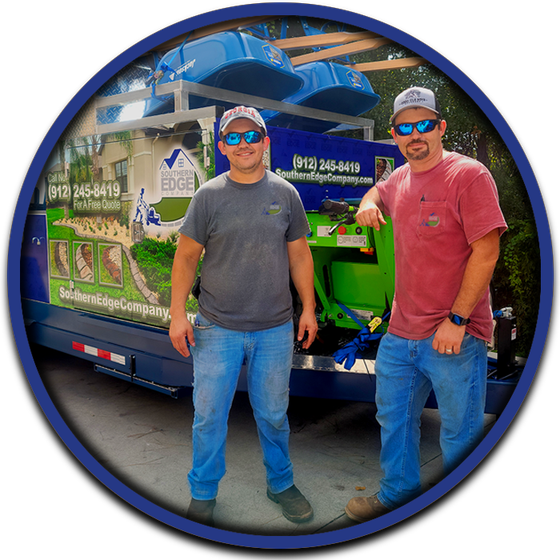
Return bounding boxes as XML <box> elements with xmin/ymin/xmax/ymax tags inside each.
<box><xmin>20</xmin><ymin>30</ymin><xmax>522</xmax><ymax>415</ymax></box>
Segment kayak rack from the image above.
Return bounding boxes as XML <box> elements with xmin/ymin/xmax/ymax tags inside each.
<box><xmin>95</xmin><ymin>79</ymin><xmax>376</xmax><ymax>139</ymax></box>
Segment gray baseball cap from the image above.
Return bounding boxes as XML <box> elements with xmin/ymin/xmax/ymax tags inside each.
<box><xmin>391</xmin><ymin>87</ymin><xmax>442</xmax><ymax>123</ymax></box>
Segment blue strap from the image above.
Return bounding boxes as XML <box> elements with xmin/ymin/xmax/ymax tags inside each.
<box><xmin>336</xmin><ymin>302</ymin><xmax>367</xmax><ymax>329</ymax></box>
<box><xmin>149</xmin><ymin>32</ymin><xmax>192</xmax><ymax>99</ymax></box>
<box><xmin>332</xmin><ymin>302</ymin><xmax>390</xmax><ymax>370</ymax></box>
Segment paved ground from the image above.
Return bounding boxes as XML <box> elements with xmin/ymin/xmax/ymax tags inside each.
<box><xmin>31</xmin><ymin>345</ymin><xmax>496</xmax><ymax>537</ymax></box>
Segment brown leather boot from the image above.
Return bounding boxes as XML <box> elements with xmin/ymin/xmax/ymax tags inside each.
<box><xmin>345</xmin><ymin>495</ymin><xmax>391</xmax><ymax>522</ymax></box>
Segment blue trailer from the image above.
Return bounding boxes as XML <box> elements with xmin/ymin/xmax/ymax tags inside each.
<box><xmin>20</xmin><ymin>31</ymin><xmax>522</xmax><ymax>415</ymax></box>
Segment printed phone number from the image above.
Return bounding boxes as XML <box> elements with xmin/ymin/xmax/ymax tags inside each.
<box><xmin>292</xmin><ymin>154</ymin><xmax>361</xmax><ymax>175</ymax></box>
<box><xmin>48</xmin><ymin>181</ymin><xmax>121</xmax><ymax>203</ymax></box>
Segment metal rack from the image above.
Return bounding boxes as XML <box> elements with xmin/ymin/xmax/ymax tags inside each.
<box><xmin>95</xmin><ymin>79</ymin><xmax>376</xmax><ymax>140</ymax></box>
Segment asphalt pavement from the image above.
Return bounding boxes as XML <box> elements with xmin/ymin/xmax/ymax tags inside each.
<box><xmin>31</xmin><ymin>345</ymin><xmax>496</xmax><ymax>537</ymax></box>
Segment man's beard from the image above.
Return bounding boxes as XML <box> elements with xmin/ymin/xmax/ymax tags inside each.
<box><xmin>406</xmin><ymin>141</ymin><xmax>429</xmax><ymax>161</ymax></box>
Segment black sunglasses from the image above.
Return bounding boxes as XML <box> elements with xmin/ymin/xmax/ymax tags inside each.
<box><xmin>393</xmin><ymin>119</ymin><xmax>440</xmax><ymax>136</ymax></box>
<box><xmin>223</xmin><ymin>130</ymin><xmax>264</xmax><ymax>145</ymax></box>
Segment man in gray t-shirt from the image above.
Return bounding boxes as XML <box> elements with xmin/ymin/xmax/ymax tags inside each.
<box><xmin>169</xmin><ymin>106</ymin><xmax>317</xmax><ymax>528</ymax></box>
<box><xmin>179</xmin><ymin>171</ymin><xmax>310</xmax><ymax>332</ymax></box>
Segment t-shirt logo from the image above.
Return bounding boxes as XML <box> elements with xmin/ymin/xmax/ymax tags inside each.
<box><xmin>421</xmin><ymin>212</ymin><xmax>440</xmax><ymax>227</ymax></box>
<box><xmin>262</xmin><ymin>202</ymin><xmax>282</xmax><ymax>215</ymax></box>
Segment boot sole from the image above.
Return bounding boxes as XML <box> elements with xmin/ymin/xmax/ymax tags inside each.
<box><xmin>344</xmin><ymin>505</ymin><xmax>369</xmax><ymax>523</ymax></box>
<box><xmin>344</xmin><ymin>503</ymin><xmax>390</xmax><ymax>523</ymax></box>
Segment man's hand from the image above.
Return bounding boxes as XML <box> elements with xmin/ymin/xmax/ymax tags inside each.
<box><xmin>169</xmin><ymin>234</ymin><xmax>204</xmax><ymax>358</ymax></box>
<box><xmin>297</xmin><ymin>308</ymin><xmax>318</xmax><ymax>350</ymax></box>
<box><xmin>432</xmin><ymin>318</ymin><xmax>466</xmax><ymax>355</ymax></box>
<box><xmin>287</xmin><ymin>236</ymin><xmax>317</xmax><ymax>350</ymax></box>
<box><xmin>431</xmin><ymin>229</ymin><xmax>501</xmax><ymax>357</ymax></box>
<box><xmin>169</xmin><ymin>313</ymin><xmax>195</xmax><ymax>358</ymax></box>
<box><xmin>355</xmin><ymin>187</ymin><xmax>387</xmax><ymax>231</ymax></box>
<box><xmin>356</xmin><ymin>203</ymin><xmax>387</xmax><ymax>230</ymax></box>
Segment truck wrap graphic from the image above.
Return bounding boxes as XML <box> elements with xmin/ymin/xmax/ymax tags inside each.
<box><xmin>43</xmin><ymin>131</ymin><xmax>205</xmax><ymax>328</ymax></box>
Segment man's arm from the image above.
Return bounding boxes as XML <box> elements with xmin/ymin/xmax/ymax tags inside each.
<box><xmin>432</xmin><ymin>228</ymin><xmax>501</xmax><ymax>354</ymax></box>
<box><xmin>287</xmin><ymin>236</ymin><xmax>318</xmax><ymax>350</ymax></box>
<box><xmin>169</xmin><ymin>234</ymin><xmax>204</xmax><ymax>358</ymax></box>
<box><xmin>355</xmin><ymin>186</ymin><xmax>387</xmax><ymax>230</ymax></box>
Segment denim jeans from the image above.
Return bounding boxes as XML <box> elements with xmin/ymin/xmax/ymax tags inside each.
<box><xmin>188</xmin><ymin>313</ymin><xmax>294</xmax><ymax>500</ymax></box>
<box><xmin>375</xmin><ymin>331</ymin><xmax>487</xmax><ymax>510</ymax></box>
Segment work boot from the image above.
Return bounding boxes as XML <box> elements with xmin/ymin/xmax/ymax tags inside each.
<box><xmin>345</xmin><ymin>495</ymin><xmax>391</xmax><ymax>523</ymax></box>
<box><xmin>267</xmin><ymin>485</ymin><xmax>313</xmax><ymax>523</ymax></box>
<box><xmin>186</xmin><ymin>498</ymin><xmax>216</xmax><ymax>527</ymax></box>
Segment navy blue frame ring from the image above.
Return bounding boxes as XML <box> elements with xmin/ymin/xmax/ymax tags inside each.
<box><xmin>7</xmin><ymin>3</ymin><xmax>553</xmax><ymax>549</ymax></box>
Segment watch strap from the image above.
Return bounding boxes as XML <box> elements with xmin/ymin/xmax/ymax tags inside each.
<box><xmin>448</xmin><ymin>312</ymin><xmax>471</xmax><ymax>326</ymax></box>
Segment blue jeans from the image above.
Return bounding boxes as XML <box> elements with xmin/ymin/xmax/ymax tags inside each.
<box><xmin>375</xmin><ymin>331</ymin><xmax>487</xmax><ymax>510</ymax></box>
<box><xmin>188</xmin><ymin>313</ymin><xmax>294</xmax><ymax>500</ymax></box>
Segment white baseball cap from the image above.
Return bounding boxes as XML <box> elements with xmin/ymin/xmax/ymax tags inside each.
<box><xmin>391</xmin><ymin>87</ymin><xmax>442</xmax><ymax>123</ymax></box>
<box><xmin>219</xmin><ymin>106</ymin><xmax>267</xmax><ymax>135</ymax></box>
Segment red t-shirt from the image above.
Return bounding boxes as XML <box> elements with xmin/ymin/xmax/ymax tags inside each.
<box><xmin>377</xmin><ymin>152</ymin><xmax>507</xmax><ymax>342</ymax></box>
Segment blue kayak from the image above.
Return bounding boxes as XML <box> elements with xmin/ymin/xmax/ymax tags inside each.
<box><xmin>143</xmin><ymin>31</ymin><xmax>304</xmax><ymax>117</ymax></box>
<box><xmin>261</xmin><ymin>61</ymin><xmax>380</xmax><ymax>133</ymax></box>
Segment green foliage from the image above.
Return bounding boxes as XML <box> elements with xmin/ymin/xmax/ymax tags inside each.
<box><xmin>196</xmin><ymin>130</ymin><xmax>215</xmax><ymax>183</ymax></box>
<box><xmin>493</xmin><ymin>219</ymin><xmax>540</xmax><ymax>356</ymax></box>
<box><xmin>130</xmin><ymin>237</ymin><xmax>177</xmax><ymax>306</ymax></box>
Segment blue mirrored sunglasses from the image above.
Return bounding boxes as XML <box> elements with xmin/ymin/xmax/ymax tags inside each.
<box><xmin>223</xmin><ymin>130</ymin><xmax>264</xmax><ymax>145</ymax></box>
<box><xmin>394</xmin><ymin>119</ymin><xmax>440</xmax><ymax>136</ymax></box>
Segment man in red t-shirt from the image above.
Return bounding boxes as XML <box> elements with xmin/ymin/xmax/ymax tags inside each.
<box><xmin>345</xmin><ymin>87</ymin><xmax>507</xmax><ymax>523</ymax></box>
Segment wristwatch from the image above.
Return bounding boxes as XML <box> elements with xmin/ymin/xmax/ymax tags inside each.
<box><xmin>448</xmin><ymin>312</ymin><xmax>471</xmax><ymax>326</ymax></box>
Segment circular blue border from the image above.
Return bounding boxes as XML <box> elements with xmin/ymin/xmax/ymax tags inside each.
<box><xmin>8</xmin><ymin>2</ymin><xmax>553</xmax><ymax>550</ymax></box>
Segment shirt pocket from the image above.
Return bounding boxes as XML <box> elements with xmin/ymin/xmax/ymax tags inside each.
<box><xmin>417</xmin><ymin>201</ymin><xmax>448</xmax><ymax>238</ymax></box>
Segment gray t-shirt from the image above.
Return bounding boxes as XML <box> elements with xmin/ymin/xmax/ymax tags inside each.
<box><xmin>178</xmin><ymin>170</ymin><xmax>311</xmax><ymax>331</ymax></box>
